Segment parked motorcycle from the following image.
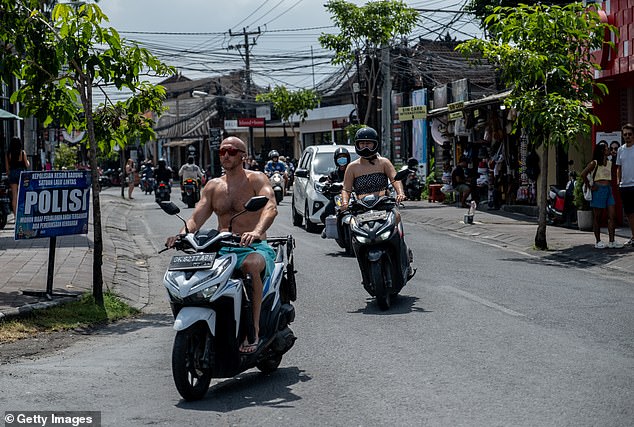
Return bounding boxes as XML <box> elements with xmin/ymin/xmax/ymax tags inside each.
<box><xmin>269</xmin><ymin>171</ymin><xmax>285</xmax><ymax>205</ymax></box>
<box><xmin>0</xmin><ymin>175</ymin><xmax>11</xmax><ymax>230</ymax></box>
<box><xmin>155</xmin><ymin>181</ymin><xmax>171</xmax><ymax>203</ymax></box>
<box><xmin>347</xmin><ymin>169</ymin><xmax>415</xmax><ymax>310</ymax></box>
<box><xmin>158</xmin><ymin>196</ymin><xmax>297</xmax><ymax>401</ymax></box>
<box><xmin>181</xmin><ymin>178</ymin><xmax>200</xmax><ymax>208</ymax></box>
<box><xmin>546</xmin><ymin>180</ymin><xmax>576</xmax><ymax>227</ymax></box>
<box><xmin>98</xmin><ymin>171</ymin><xmax>113</xmax><ymax>188</ymax></box>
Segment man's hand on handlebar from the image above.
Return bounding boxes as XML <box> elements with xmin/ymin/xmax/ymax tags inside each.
<box><xmin>395</xmin><ymin>193</ymin><xmax>407</xmax><ymax>203</ymax></box>
<box><xmin>165</xmin><ymin>234</ymin><xmax>185</xmax><ymax>249</ymax></box>
<box><xmin>240</xmin><ymin>230</ymin><xmax>263</xmax><ymax>247</ymax></box>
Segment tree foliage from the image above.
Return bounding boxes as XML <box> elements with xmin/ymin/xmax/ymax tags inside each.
<box><xmin>256</xmin><ymin>86</ymin><xmax>320</xmax><ymax>125</ymax></box>
<box><xmin>53</xmin><ymin>143</ymin><xmax>78</xmax><ymax>170</ymax></box>
<box><xmin>465</xmin><ymin>0</ymin><xmax>571</xmax><ymax>26</ymax></box>
<box><xmin>1</xmin><ymin>0</ymin><xmax>174</xmax><ymax>304</ymax></box>
<box><xmin>457</xmin><ymin>2</ymin><xmax>615</xmax><ymax>250</ymax></box>
<box><xmin>319</xmin><ymin>0</ymin><xmax>418</xmax><ymax>126</ymax></box>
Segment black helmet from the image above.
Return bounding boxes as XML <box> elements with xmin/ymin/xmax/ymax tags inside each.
<box><xmin>333</xmin><ymin>147</ymin><xmax>351</xmax><ymax>166</ymax></box>
<box><xmin>407</xmin><ymin>157</ymin><xmax>419</xmax><ymax>169</ymax></box>
<box><xmin>158</xmin><ymin>158</ymin><xmax>166</xmax><ymax>168</ymax></box>
<box><xmin>268</xmin><ymin>150</ymin><xmax>279</xmax><ymax>160</ymax></box>
<box><xmin>354</xmin><ymin>127</ymin><xmax>380</xmax><ymax>158</ymax></box>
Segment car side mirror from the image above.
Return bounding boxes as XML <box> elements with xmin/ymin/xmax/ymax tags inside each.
<box><xmin>294</xmin><ymin>168</ymin><xmax>308</xmax><ymax>179</ymax></box>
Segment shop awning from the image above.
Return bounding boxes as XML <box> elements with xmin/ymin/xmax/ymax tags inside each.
<box><xmin>162</xmin><ymin>139</ymin><xmax>198</xmax><ymax>148</ymax></box>
<box><xmin>0</xmin><ymin>108</ymin><xmax>22</xmax><ymax>120</ymax></box>
<box><xmin>427</xmin><ymin>90</ymin><xmax>512</xmax><ymax>119</ymax></box>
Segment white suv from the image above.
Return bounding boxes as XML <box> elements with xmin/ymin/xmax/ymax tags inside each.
<box><xmin>291</xmin><ymin>144</ymin><xmax>358</xmax><ymax>232</ymax></box>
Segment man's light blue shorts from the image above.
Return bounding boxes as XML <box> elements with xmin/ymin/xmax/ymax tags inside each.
<box><xmin>219</xmin><ymin>241</ymin><xmax>276</xmax><ymax>292</ymax></box>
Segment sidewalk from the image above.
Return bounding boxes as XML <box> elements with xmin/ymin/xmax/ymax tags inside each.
<box><xmin>0</xmin><ymin>195</ymin><xmax>632</xmax><ymax>320</ymax></box>
<box><xmin>400</xmin><ymin>201</ymin><xmax>633</xmax><ymax>275</ymax></box>
<box><xmin>0</xmin><ymin>191</ymin><xmax>150</xmax><ymax>320</ymax></box>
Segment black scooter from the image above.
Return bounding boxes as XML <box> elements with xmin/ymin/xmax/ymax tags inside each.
<box><xmin>347</xmin><ymin>169</ymin><xmax>415</xmax><ymax>310</ymax></box>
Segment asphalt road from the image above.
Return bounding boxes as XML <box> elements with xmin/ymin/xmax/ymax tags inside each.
<box><xmin>1</xmin><ymin>192</ymin><xmax>632</xmax><ymax>427</ymax></box>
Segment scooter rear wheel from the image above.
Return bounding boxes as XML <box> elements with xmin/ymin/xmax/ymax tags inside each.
<box><xmin>172</xmin><ymin>323</ymin><xmax>213</xmax><ymax>401</ymax></box>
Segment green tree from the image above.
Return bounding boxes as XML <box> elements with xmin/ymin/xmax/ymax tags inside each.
<box><xmin>457</xmin><ymin>3</ymin><xmax>614</xmax><ymax>250</ymax></box>
<box><xmin>465</xmin><ymin>0</ymin><xmax>570</xmax><ymax>26</ymax></box>
<box><xmin>2</xmin><ymin>0</ymin><xmax>173</xmax><ymax>305</ymax></box>
<box><xmin>256</xmin><ymin>85</ymin><xmax>320</xmax><ymax>151</ymax></box>
<box><xmin>319</xmin><ymin>0</ymin><xmax>418</xmax><ymax>127</ymax></box>
<box><xmin>53</xmin><ymin>143</ymin><xmax>78</xmax><ymax>170</ymax></box>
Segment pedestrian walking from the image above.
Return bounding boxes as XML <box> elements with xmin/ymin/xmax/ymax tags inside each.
<box><xmin>125</xmin><ymin>158</ymin><xmax>136</xmax><ymax>199</ymax></box>
<box><xmin>4</xmin><ymin>137</ymin><xmax>30</xmax><ymax>216</ymax></box>
<box><xmin>581</xmin><ymin>141</ymin><xmax>622</xmax><ymax>249</ymax></box>
<box><xmin>616</xmin><ymin>123</ymin><xmax>634</xmax><ymax>246</ymax></box>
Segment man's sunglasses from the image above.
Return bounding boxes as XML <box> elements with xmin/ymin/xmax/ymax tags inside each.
<box><xmin>219</xmin><ymin>147</ymin><xmax>245</xmax><ymax>156</ymax></box>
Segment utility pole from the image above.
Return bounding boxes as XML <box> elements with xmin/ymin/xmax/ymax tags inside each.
<box><xmin>228</xmin><ymin>27</ymin><xmax>260</xmax><ymax>156</ymax></box>
<box><xmin>381</xmin><ymin>43</ymin><xmax>392</xmax><ymax>160</ymax></box>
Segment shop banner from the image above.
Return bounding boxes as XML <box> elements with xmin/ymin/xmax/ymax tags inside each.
<box><xmin>15</xmin><ymin>170</ymin><xmax>91</xmax><ymax>240</ymax></box>
<box><xmin>411</xmin><ymin>89</ymin><xmax>428</xmax><ymax>178</ymax></box>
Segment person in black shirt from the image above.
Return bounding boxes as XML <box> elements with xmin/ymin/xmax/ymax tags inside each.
<box><xmin>451</xmin><ymin>157</ymin><xmax>471</xmax><ymax>208</ymax></box>
<box><xmin>319</xmin><ymin>147</ymin><xmax>351</xmax><ymax>227</ymax></box>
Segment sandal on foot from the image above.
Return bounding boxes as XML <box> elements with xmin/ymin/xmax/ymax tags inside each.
<box><xmin>239</xmin><ymin>338</ymin><xmax>261</xmax><ymax>354</ymax></box>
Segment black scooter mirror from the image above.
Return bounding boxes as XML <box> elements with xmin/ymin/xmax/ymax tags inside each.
<box><xmin>159</xmin><ymin>201</ymin><xmax>189</xmax><ymax>234</ymax></box>
<box><xmin>159</xmin><ymin>201</ymin><xmax>180</xmax><ymax>215</ymax></box>
<box><xmin>394</xmin><ymin>168</ymin><xmax>410</xmax><ymax>182</ymax></box>
<box><xmin>244</xmin><ymin>196</ymin><xmax>269</xmax><ymax>211</ymax></box>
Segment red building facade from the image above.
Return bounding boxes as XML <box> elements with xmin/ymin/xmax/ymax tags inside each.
<box><xmin>593</xmin><ymin>0</ymin><xmax>634</xmax><ymax>224</ymax></box>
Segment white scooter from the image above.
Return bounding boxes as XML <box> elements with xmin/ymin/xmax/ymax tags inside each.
<box><xmin>159</xmin><ymin>196</ymin><xmax>297</xmax><ymax>401</ymax></box>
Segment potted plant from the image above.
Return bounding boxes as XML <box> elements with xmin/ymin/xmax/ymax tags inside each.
<box><xmin>573</xmin><ymin>175</ymin><xmax>593</xmax><ymax>231</ymax></box>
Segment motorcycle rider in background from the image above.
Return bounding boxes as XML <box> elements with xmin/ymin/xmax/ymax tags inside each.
<box><xmin>178</xmin><ymin>156</ymin><xmax>204</xmax><ymax>194</ymax></box>
<box><xmin>264</xmin><ymin>150</ymin><xmax>288</xmax><ymax>194</ymax></box>
<box><xmin>154</xmin><ymin>158</ymin><xmax>173</xmax><ymax>190</ymax></box>
<box><xmin>320</xmin><ymin>147</ymin><xmax>351</xmax><ymax>236</ymax></box>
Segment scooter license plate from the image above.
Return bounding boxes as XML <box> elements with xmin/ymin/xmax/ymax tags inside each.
<box><xmin>169</xmin><ymin>253</ymin><xmax>216</xmax><ymax>271</ymax></box>
<box><xmin>356</xmin><ymin>211</ymin><xmax>387</xmax><ymax>223</ymax></box>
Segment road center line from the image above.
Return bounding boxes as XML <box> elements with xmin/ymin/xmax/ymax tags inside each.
<box><xmin>440</xmin><ymin>285</ymin><xmax>526</xmax><ymax>317</ymax></box>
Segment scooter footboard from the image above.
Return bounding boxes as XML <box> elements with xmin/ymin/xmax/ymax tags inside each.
<box><xmin>173</xmin><ymin>306</ymin><xmax>216</xmax><ymax>335</ymax></box>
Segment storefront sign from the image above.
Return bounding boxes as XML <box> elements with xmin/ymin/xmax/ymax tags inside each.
<box><xmin>448</xmin><ymin>110</ymin><xmax>464</xmax><ymax>120</ymax></box>
<box><xmin>237</xmin><ymin>117</ymin><xmax>265</xmax><ymax>127</ymax></box>
<box><xmin>224</xmin><ymin>120</ymin><xmax>247</xmax><ymax>130</ymax></box>
<box><xmin>15</xmin><ymin>170</ymin><xmax>91</xmax><ymax>240</ymax></box>
<box><xmin>332</xmin><ymin>119</ymin><xmax>348</xmax><ymax>129</ymax></box>
<box><xmin>447</xmin><ymin>101</ymin><xmax>465</xmax><ymax>112</ymax></box>
<box><xmin>398</xmin><ymin>105</ymin><xmax>427</xmax><ymax>121</ymax></box>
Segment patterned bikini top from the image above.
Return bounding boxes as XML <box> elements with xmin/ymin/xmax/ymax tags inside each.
<box><xmin>353</xmin><ymin>172</ymin><xmax>389</xmax><ymax>195</ymax></box>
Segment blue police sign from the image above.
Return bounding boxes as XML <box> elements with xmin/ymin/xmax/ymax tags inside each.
<box><xmin>15</xmin><ymin>170</ymin><xmax>91</xmax><ymax>240</ymax></box>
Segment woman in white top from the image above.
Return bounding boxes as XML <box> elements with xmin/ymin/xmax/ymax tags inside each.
<box><xmin>581</xmin><ymin>141</ymin><xmax>622</xmax><ymax>249</ymax></box>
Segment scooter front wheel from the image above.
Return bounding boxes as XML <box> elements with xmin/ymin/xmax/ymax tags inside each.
<box><xmin>172</xmin><ymin>323</ymin><xmax>213</xmax><ymax>401</ymax></box>
<box><xmin>369</xmin><ymin>261</ymin><xmax>391</xmax><ymax>310</ymax></box>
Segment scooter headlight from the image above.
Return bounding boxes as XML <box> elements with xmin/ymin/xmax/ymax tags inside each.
<box><xmin>377</xmin><ymin>229</ymin><xmax>392</xmax><ymax>241</ymax></box>
<box><xmin>355</xmin><ymin>235</ymin><xmax>371</xmax><ymax>244</ymax></box>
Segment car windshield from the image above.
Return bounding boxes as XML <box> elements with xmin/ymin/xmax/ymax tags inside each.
<box><xmin>312</xmin><ymin>150</ymin><xmax>359</xmax><ymax>175</ymax></box>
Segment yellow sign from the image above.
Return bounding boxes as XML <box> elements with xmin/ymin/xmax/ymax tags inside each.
<box><xmin>447</xmin><ymin>101</ymin><xmax>465</xmax><ymax>112</ymax></box>
<box><xmin>448</xmin><ymin>111</ymin><xmax>464</xmax><ymax>120</ymax></box>
<box><xmin>398</xmin><ymin>105</ymin><xmax>427</xmax><ymax>121</ymax></box>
